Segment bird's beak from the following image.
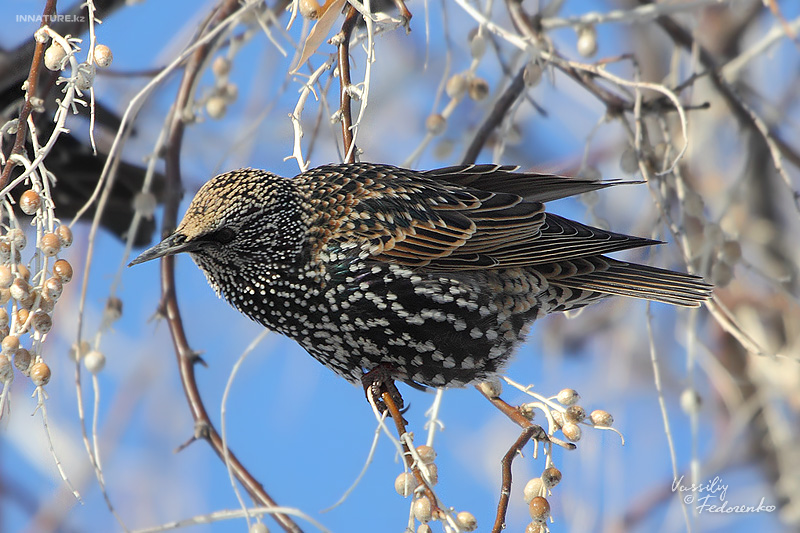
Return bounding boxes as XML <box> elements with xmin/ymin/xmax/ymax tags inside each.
<box><xmin>128</xmin><ymin>233</ymin><xmax>199</xmax><ymax>266</ymax></box>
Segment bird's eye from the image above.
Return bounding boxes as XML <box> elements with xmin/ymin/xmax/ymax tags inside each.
<box><xmin>202</xmin><ymin>227</ymin><xmax>236</xmax><ymax>244</ymax></box>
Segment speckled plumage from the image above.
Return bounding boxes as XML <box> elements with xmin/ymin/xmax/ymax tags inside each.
<box><xmin>131</xmin><ymin>163</ymin><xmax>711</xmax><ymax>388</ymax></box>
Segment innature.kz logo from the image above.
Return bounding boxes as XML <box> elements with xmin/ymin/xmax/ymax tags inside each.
<box><xmin>17</xmin><ymin>14</ymin><xmax>86</xmax><ymax>23</ymax></box>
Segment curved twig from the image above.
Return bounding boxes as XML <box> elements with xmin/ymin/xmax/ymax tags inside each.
<box><xmin>493</xmin><ymin>426</ymin><xmax>537</xmax><ymax>533</ymax></box>
<box><xmin>160</xmin><ymin>1</ymin><xmax>301</xmax><ymax>532</ymax></box>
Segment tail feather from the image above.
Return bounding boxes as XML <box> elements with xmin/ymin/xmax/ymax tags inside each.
<box><xmin>552</xmin><ymin>258</ymin><xmax>712</xmax><ymax>307</ymax></box>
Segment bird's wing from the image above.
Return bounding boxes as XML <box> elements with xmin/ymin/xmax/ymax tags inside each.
<box><xmin>302</xmin><ymin>164</ymin><xmax>655</xmax><ymax>271</ymax></box>
<box><xmin>421</xmin><ymin>164</ymin><xmax>622</xmax><ymax>202</ymax></box>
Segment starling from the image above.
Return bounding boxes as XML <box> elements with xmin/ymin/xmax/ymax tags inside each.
<box><xmin>130</xmin><ymin>163</ymin><xmax>711</xmax><ymax>388</ymax></box>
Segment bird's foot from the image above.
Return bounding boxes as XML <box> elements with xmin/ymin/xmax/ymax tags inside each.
<box><xmin>361</xmin><ymin>364</ymin><xmax>405</xmax><ymax>417</ymax></box>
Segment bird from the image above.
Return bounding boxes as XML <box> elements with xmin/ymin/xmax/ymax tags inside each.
<box><xmin>130</xmin><ymin>163</ymin><xmax>711</xmax><ymax>390</ymax></box>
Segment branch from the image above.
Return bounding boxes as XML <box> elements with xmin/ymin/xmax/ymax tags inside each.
<box><xmin>160</xmin><ymin>1</ymin><xmax>301</xmax><ymax>532</ymax></box>
<box><xmin>462</xmin><ymin>66</ymin><xmax>526</xmax><ymax>165</ymax></box>
<box><xmin>492</xmin><ymin>426</ymin><xmax>537</xmax><ymax>533</ymax></box>
<box><xmin>337</xmin><ymin>5</ymin><xmax>359</xmax><ymax>163</ymax></box>
<box><xmin>0</xmin><ymin>0</ymin><xmax>57</xmax><ymax>189</ymax></box>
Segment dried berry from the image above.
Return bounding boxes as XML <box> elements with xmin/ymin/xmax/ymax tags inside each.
<box><xmin>54</xmin><ymin>259</ymin><xmax>73</xmax><ymax>282</ymax></box>
<box><xmin>20</xmin><ymin>189</ymin><xmax>41</xmax><ymax>215</ymax></box>
<box><xmin>93</xmin><ymin>44</ymin><xmax>113</xmax><ymax>68</ymax></box>
<box><xmin>30</xmin><ymin>361</ymin><xmax>51</xmax><ymax>386</ymax></box>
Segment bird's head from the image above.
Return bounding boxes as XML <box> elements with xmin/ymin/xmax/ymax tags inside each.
<box><xmin>129</xmin><ymin>169</ymin><xmax>308</xmax><ymax>276</ymax></box>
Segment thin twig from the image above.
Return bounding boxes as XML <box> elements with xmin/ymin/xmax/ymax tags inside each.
<box><xmin>462</xmin><ymin>66</ymin><xmax>526</xmax><ymax>165</ymax></box>
<box><xmin>0</xmin><ymin>0</ymin><xmax>58</xmax><ymax>189</ymax></box>
<box><xmin>476</xmin><ymin>385</ymin><xmax>575</xmax><ymax>450</ymax></box>
<box><xmin>493</xmin><ymin>426</ymin><xmax>537</xmax><ymax>533</ymax></box>
<box><xmin>381</xmin><ymin>390</ymin><xmax>440</xmax><ymax>510</ymax></box>
<box><xmin>337</xmin><ymin>5</ymin><xmax>359</xmax><ymax>163</ymax></box>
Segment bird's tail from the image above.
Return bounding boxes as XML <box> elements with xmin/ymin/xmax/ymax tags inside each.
<box><xmin>549</xmin><ymin>257</ymin><xmax>712</xmax><ymax>307</ymax></box>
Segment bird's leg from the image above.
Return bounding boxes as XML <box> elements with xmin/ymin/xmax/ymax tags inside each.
<box><xmin>391</xmin><ymin>0</ymin><xmax>412</xmax><ymax>32</ymax></box>
<box><xmin>361</xmin><ymin>363</ymin><xmax>405</xmax><ymax>415</ymax></box>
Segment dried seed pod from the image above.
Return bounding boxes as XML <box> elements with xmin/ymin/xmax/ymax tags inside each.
<box><xmin>0</xmin><ymin>266</ymin><xmax>12</xmax><ymax>289</ymax></box>
<box><xmin>551</xmin><ymin>410</ymin><xmax>565</xmax><ymax>428</ymax></box>
<box><xmin>249</xmin><ymin>523</ymin><xmax>268</xmax><ymax>533</ymax></box>
<box><xmin>519</xmin><ymin>402</ymin><xmax>536</xmax><ymax>420</ymax></box>
<box><xmin>523</xmin><ymin>477</ymin><xmax>544</xmax><ymax>503</ymax></box>
<box><xmin>17</xmin><ymin>265</ymin><xmax>30</xmax><ymax>281</ymax></box>
<box><xmin>44</xmin><ymin>277</ymin><xmax>63</xmax><ymax>300</ymax></box>
<box><xmin>224</xmin><ymin>83</ymin><xmax>238</xmax><ymax>101</ymax></box>
<box><xmin>74</xmin><ymin>62</ymin><xmax>96</xmax><ymax>91</ymax></box>
<box><xmin>54</xmin><ymin>259</ymin><xmax>73</xmax><ymax>282</ymax></box>
<box><xmin>15</xmin><ymin>309</ymin><xmax>30</xmax><ymax>332</ymax></box>
<box><xmin>93</xmin><ymin>44</ymin><xmax>113</xmax><ymax>68</ymax></box>
<box><xmin>206</xmin><ymin>96</ymin><xmax>227</xmax><ymax>119</ymax></box>
<box><xmin>20</xmin><ymin>189</ymin><xmax>41</xmax><ymax>215</ymax></box>
<box><xmin>8</xmin><ymin>228</ymin><xmax>26</xmax><ymax>250</ymax></box>
<box><xmin>44</xmin><ymin>43</ymin><xmax>67</xmax><ymax>71</ymax></box>
<box><xmin>412</xmin><ymin>496</ymin><xmax>432</xmax><ymax>523</ymax></box>
<box><xmin>590</xmin><ymin>409</ymin><xmax>614</xmax><ymax>426</ymax></box>
<box><xmin>37</xmin><ymin>293</ymin><xmax>55</xmax><ymax>313</ymax></box>
<box><xmin>0</xmin><ymin>309</ymin><xmax>8</xmax><ymax>329</ymax></box>
<box><xmin>56</xmin><ymin>225</ymin><xmax>73</xmax><ymax>247</ymax></box>
<box><xmin>0</xmin><ymin>289</ymin><xmax>9</xmax><ymax>306</ymax></box>
<box><xmin>470</xmin><ymin>32</ymin><xmax>486</xmax><ymax>59</ymax></box>
<box><xmin>523</xmin><ymin>61</ymin><xmax>542</xmax><ymax>87</ymax></box>
<box><xmin>10</xmin><ymin>278</ymin><xmax>29</xmax><ymax>302</ymax></box>
<box><xmin>562</xmin><ymin>422</ymin><xmax>582</xmax><ymax>442</ymax></box>
<box><xmin>446</xmin><ymin>73</ymin><xmax>467</xmax><ymax>98</ymax></box>
<box><xmin>526</xmin><ymin>522</ymin><xmax>546</xmax><ymax>533</ymax></box>
<box><xmin>468</xmin><ymin>77</ymin><xmax>490</xmax><ymax>101</ymax></box>
<box><xmin>1</xmin><ymin>335</ymin><xmax>19</xmax><ymax>355</ymax></box>
<box><xmin>528</xmin><ymin>496</ymin><xmax>550</xmax><ymax>523</ymax></box>
<box><xmin>134</xmin><ymin>191</ymin><xmax>158</xmax><ymax>218</ymax></box>
<box><xmin>556</xmin><ymin>388</ymin><xmax>580</xmax><ymax>406</ymax></box>
<box><xmin>417</xmin><ymin>525</ymin><xmax>432</xmax><ymax>533</ymax></box>
<box><xmin>84</xmin><ymin>350</ymin><xmax>106</xmax><ymax>374</ymax></box>
<box><xmin>32</xmin><ymin>311</ymin><xmax>52</xmax><ymax>334</ymax></box>
<box><xmin>298</xmin><ymin>0</ymin><xmax>323</xmax><ymax>19</ymax></box>
<box><xmin>394</xmin><ymin>472</ymin><xmax>418</xmax><ymax>497</ymax></box>
<box><xmin>19</xmin><ymin>289</ymin><xmax>36</xmax><ymax>310</ymax></box>
<box><xmin>30</xmin><ymin>361</ymin><xmax>51</xmax><ymax>386</ymax></box>
<box><xmin>69</xmin><ymin>340</ymin><xmax>91</xmax><ymax>361</ymax></box>
<box><xmin>41</xmin><ymin>232</ymin><xmax>61</xmax><ymax>256</ymax></box>
<box><xmin>104</xmin><ymin>296</ymin><xmax>123</xmax><ymax>324</ymax></box>
<box><xmin>576</xmin><ymin>25</ymin><xmax>598</xmax><ymax>57</ymax></box>
<box><xmin>416</xmin><ymin>445</ymin><xmax>436</xmax><ymax>465</ymax></box>
<box><xmin>565</xmin><ymin>405</ymin><xmax>586</xmax><ymax>423</ymax></box>
<box><xmin>424</xmin><ymin>463</ymin><xmax>438</xmax><ymax>485</ymax></box>
<box><xmin>680</xmin><ymin>389</ymin><xmax>702</xmax><ymax>415</ymax></box>
<box><xmin>425</xmin><ymin>114</ymin><xmax>446</xmax><ymax>136</ymax></box>
<box><xmin>0</xmin><ymin>356</ymin><xmax>13</xmax><ymax>384</ymax></box>
<box><xmin>477</xmin><ymin>377</ymin><xmax>502</xmax><ymax>398</ymax></box>
<box><xmin>542</xmin><ymin>467</ymin><xmax>562</xmax><ymax>489</ymax></box>
<box><xmin>14</xmin><ymin>347</ymin><xmax>31</xmax><ymax>375</ymax></box>
<box><xmin>456</xmin><ymin>511</ymin><xmax>477</xmax><ymax>532</ymax></box>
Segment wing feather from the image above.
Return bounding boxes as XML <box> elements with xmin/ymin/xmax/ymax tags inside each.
<box><xmin>298</xmin><ymin>163</ymin><xmax>710</xmax><ymax>308</ymax></box>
